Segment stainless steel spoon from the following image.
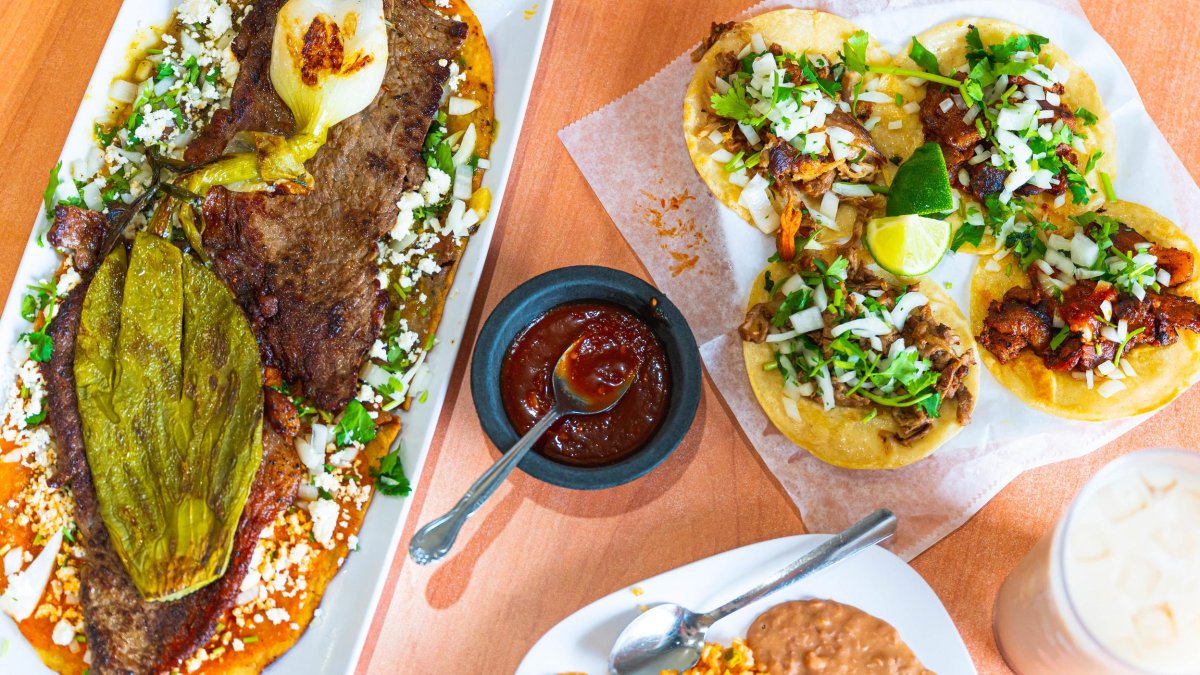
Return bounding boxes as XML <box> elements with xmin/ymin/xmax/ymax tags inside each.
<box><xmin>608</xmin><ymin>508</ymin><xmax>898</xmax><ymax>674</ymax></box>
<box><xmin>409</xmin><ymin>335</ymin><xmax>637</xmax><ymax>565</ymax></box>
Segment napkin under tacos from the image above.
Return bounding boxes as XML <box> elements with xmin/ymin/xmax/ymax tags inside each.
<box><xmin>885</xmin><ymin>18</ymin><xmax>1116</xmax><ymax>253</ymax></box>
<box><xmin>684</xmin><ymin>10</ymin><xmax>913</xmax><ymax>256</ymax></box>
<box><xmin>741</xmin><ymin>246</ymin><xmax>978</xmax><ymax>469</ymax></box>
<box><xmin>972</xmin><ymin>201</ymin><xmax>1200</xmax><ymax>420</ymax></box>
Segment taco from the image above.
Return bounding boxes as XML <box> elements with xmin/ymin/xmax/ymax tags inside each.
<box><xmin>741</xmin><ymin>245</ymin><xmax>978</xmax><ymax>469</ymax></box>
<box><xmin>973</xmin><ymin>201</ymin><xmax>1200</xmax><ymax>420</ymax></box>
<box><xmin>884</xmin><ymin>18</ymin><xmax>1116</xmax><ymax>254</ymax></box>
<box><xmin>684</xmin><ymin>11</ymin><xmax>915</xmax><ymax>259</ymax></box>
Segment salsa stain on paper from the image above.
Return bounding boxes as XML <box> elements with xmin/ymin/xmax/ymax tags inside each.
<box><xmin>639</xmin><ymin>187</ymin><xmax>710</xmax><ymax>277</ymax></box>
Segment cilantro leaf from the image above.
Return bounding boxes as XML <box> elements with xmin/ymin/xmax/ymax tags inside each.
<box><xmin>334</xmin><ymin>400</ymin><xmax>377</xmax><ymax>447</ymax></box>
<box><xmin>25</xmin><ymin>409</ymin><xmax>47</xmax><ymax>427</ymax></box>
<box><xmin>840</xmin><ymin>30</ymin><xmax>870</xmax><ymax>74</ymax></box>
<box><xmin>710</xmin><ymin>79</ymin><xmax>755</xmax><ymax>122</ymax></box>
<box><xmin>23</xmin><ymin>331</ymin><xmax>53</xmax><ymax>362</ymax></box>
<box><xmin>915</xmin><ymin>392</ymin><xmax>942</xmax><ymax>418</ymax></box>
<box><xmin>42</xmin><ymin>161</ymin><xmax>64</xmax><ymax>220</ymax></box>
<box><xmin>372</xmin><ymin>446</ymin><xmax>412</xmax><ymax>497</ymax></box>
<box><xmin>950</xmin><ymin>223</ymin><xmax>985</xmax><ymax>251</ymax></box>
<box><xmin>1076</xmin><ymin>107</ymin><xmax>1098</xmax><ymax>126</ymax></box>
<box><xmin>908</xmin><ymin>37</ymin><xmax>941</xmax><ymax>76</ymax></box>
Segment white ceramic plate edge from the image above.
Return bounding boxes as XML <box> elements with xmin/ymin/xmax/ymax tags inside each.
<box><xmin>516</xmin><ymin>535</ymin><xmax>976</xmax><ymax>675</ymax></box>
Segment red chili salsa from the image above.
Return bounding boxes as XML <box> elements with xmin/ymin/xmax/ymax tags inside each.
<box><xmin>500</xmin><ymin>302</ymin><xmax>671</xmax><ymax>467</ymax></box>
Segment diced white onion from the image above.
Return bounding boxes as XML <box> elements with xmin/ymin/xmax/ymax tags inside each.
<box><xmin>1070</xmin><ymin>233</ymin><xmax>1100</xmax><ymax>267</ymax></box>
<box><xmin>781</xmin><ymin>395</ymin><xmax>801</xmax><ymax>421</ymax></box>
<box><xmin>889</xmin><ymin>292</ymin><xmax>929</xmax><ymax>330</ymax></box>
<box><xmin>819</xmin><ymin>191</ymin><xmax>839</xmax><ymax>222</ymax></box>
<box><xmin>1097</xmin><ymin>379</ymin><xmax>1126</xmax><ymax>398</ymax></box>
<box><xmin>857</xmin><ymin>91</ymin><xmax>893</xmax><ymax>104</ymax></box>
<box><xmin>739</xmin><ymin>174</ymin><xmax>779</xmax><ymax>233</ymax></box>
<box><xmin>831</xmin><ymin>316</ymin><xmax>892</xmax><ymax>339</ymax></box>
<box><xmin>939</xmin><ymin>98</ymin><xmax>954</xmax><ymax>113</ymax></box>
<box><xmin>816</xmin><ymin>365</ymin><xmax>835</xmax><ymax>411</ymax></box>
<box><xmin>1099</xmin><ymin>299</ymin><xmax>1112</xmax><ymax>321</ymax></box>
<box><xmin>738</xmin><ymin>123</ymin><xmax>761</xmax><ymax>147</ymax></box>
<box><xmin>1120</xmin><ymin>360</ymin><xmax>1137</xmax><ymax>377</ymax></box>
<box><xmin>710</xmin><ymin>148</ymin><xmax>734</xmax><ymax>164</ymax></box>
<box><xmin>789</xmin><ymin>307</ymin><xmax>825</xmax><ymax>334</ymax></box>
<box><xmin>902</xmin><ymin>101</ymin><xmax>920</xmax><ymax>114</ymax></box>
<box><xmin>831</xmin><ymin>182</ymin><xmax>875</xmax><ymax>198</ymax></box>
<box><xmin>452</xmin><ymin>123</ymin><xmax>477</xmax><ymax>166</ymax></box>
<box><xmin>713</xmin><ymin>76</ymin><xmax>730</xmax><ymax>94</ymax></box>
<box><xmin>454</xmin><ymin>162</ymin><xmax>474</xmax><ymax>200</ymax></box>
<box><xmin>750</xmin><ymin>32</ymin><xmax>767</xmax><ymax>53</ymax></box>
<box><xmin>963</xmin><ymin>105</ymin><xmax>981</xmax><ymax>125</ymax></box>
<box><xmin>1157</xmin><ymin>269</ymin><xmax>1173</xmax><ymax>286</ymax></box>
<box><xmin>779</xmin><ymin>274</ymin><xmax>808</xmax><ymax>297</ymax></box>
<box><xmin>0</xmin><ymin>530</ymin><xmax>63</xmax><ymax>622</ymax></box>
<box><xmin>728</xmin><ymin>169</ymin><xmax>749</xmax><ymax>187</ymax></box>
<box><xmin>958</xmin><ymin>168</ymin><xmax>970</xmax><ymax>187</ymax></box>
<box><xmin>765</xmin><ymin>330</ymin><xmax>799</xmax><ymax>343</ymax></box>
<box><xmin>812</xmin><ymin>283</ymin><xmax>828</xmax><ymax>311</ymax></box>
<box><xmin>109</xmin><ymin>78</ymin><xmax>139</xmax><ymax>103</ymax></box>
<box><xmin>1096</xmin><ymin>360</ymin><xmax>1116</xmax><ymax>376</ymax></box>
<box><xmin>707</xmin><ymin>129</ymin><xmax>724</xmax><ymax>145</ymax></box>
<box><xmin>1086</xmin><ymin>369</ymin><xmax>1095</xmax><ymax>389</ymax></box>
<box><xmin>886</xmin><ymin>120</ymin><xmax>903</xmax><ymax>130</ymax></box>
<box><xmin>863</xmin><ymin>116</ymin><xmax>881</xmax><ymax>131</ymax></box>
<box><xmin>448</xmin><ymin>96</ymin><xmax>480</xmax><ymax>116</ymax></box>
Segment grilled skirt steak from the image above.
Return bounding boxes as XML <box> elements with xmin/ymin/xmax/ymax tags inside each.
<box><xmin>201</xmin><ymin>0</ymin><xmax>467</xmax><ymax>412</ymax></box>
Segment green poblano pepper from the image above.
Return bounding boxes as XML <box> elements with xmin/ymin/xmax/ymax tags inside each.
<box><xmin>76</xmin><ymin>232</ymin><xmax>263</xmax><ymax>601</ymax></box>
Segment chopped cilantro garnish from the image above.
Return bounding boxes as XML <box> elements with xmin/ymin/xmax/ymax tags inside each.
<box><xmin>710</xmin><ymin>78</ymin><xmax>755</xmax><ymax>122</ymax></box>
<box><xmin>42</xmin><ymin>161</ymin><xmax>64</xmax><ymax>219</ymax></box>
<box><xmin>333</xmin><ymin>400</ymin><xmax>377</xmax><ymax>447</ymax></box>
<box><xmin>908</xmin><ymin>37</ymin><xmax>941</xmax><ymax>76</ymax></box>
<box><xmin>1076</xmin><ymin>107</ymin><xmax>1099</xmax><ymax>126</ymax></box>
<box><xmin>1049</xmin><ymin>325</ymin><xmax>1072</xmax><ymax>350</ymax></box>
<box><xmin>372</xmin><ymin>446</ymin><xmax>412</xmax><ymax>496</ymax></box>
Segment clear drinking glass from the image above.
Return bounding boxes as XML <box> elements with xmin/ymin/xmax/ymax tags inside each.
<box><xmin>993</xmin><ymin>448</ymin><xmax>1200</xmax><ymax>675</ymax></box>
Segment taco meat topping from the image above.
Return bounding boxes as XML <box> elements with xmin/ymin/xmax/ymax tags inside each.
<box><xmin>914</xmin><ymin>27</ymin><xmax>1100</xmax><ymax>208</ymax></box>
<box><xmin>977</xmin><ymin>214</ymin><xmax>1200</xmax><ymax>387</ymax></box>
<box><xmin>742</xmin><ymin>247</ymin><xmax>974</xmax><ymax>445</ymax></box>
<box><xmin>698</xmin><ymin>29</ymin><xmax>884</xmax><ymax>233</ymax></box>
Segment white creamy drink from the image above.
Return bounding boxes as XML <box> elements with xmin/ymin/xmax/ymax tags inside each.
<box><xmin>1063</xmin><ymin>460</ymin><xmax>1200</xmax><ymax>673</ymax></box>
<box><xmin>994</xmin><ymin>449</ymin><xmax>1200</xmax><ymax>674</ymax></box>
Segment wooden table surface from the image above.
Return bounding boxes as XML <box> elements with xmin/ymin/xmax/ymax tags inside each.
<box><xmin>2</xmin><ymin>1</ymin><xmax>1197</xmax><ymax>674</ymax></box>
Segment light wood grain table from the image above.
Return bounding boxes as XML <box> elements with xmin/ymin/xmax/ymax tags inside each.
<box><xmin>1</xmin><ymin>1</ymin><xmax>1197</xmax><ymax>674</ymax></box>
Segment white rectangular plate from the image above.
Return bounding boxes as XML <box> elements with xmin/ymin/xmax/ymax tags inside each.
<box><xmin>0</xmin><ymin>0</ymin><xmax>553</xmax><ymax>672</ymax></box>
<box><xmin>517</xmin><ymin>535</ymin><xmax>976</xmax><ymax>675</ymax></box>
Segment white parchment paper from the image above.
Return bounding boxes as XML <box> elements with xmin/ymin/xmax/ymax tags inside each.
<box><xmin>559</xmin><ymin>0</ymin><xmax>1200</xmax><ymax>559</ymax></box>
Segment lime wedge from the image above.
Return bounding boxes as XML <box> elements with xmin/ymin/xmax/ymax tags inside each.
<box><xmin>886</xmin><ymin>142</ymin><xmax>954</xmax><ymax>217</ymax></box>
<box><xmin>865</xmin><ymin>214</ymin><xmax>951</xmax><ymax>277</ymax></box>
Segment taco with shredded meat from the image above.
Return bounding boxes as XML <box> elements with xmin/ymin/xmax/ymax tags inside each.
<box><xmin>972</xmin><ymin>201</ymin><xmax>1200</xmax><ymax>420</ymax></box>
<box><xmin>741</xmin><ymin>243</ymin><xmax>978</xmax><ymax>469</ymax></box>
<box><xmin>882</xmin><ymin>18</ymin><xmax>1116</xmax><ymax>255</ymax></box>
<box><xmin>684</xmin><ymin>10</ymin><xmax>915</xmax><ymax>260</ymax></box>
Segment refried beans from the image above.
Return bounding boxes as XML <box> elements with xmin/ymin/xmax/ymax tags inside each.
<box><xmin>745</xmin><ymin>600</ymin><xmax>933</xmax><ymax>675</ymax></box>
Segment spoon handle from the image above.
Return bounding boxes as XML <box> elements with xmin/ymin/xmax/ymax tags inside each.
<box><xmin>409</xmin><ymin>408</ymin><xmax>563</xmax><ymax>564</ymax></box>
<box><xmin>699</xmin><ymin>509</ymin><xmax>897</xmax><ymax>626</ymax></box>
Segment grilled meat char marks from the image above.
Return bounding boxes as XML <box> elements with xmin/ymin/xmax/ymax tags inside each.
<box><xmin>978</xmin><ymin>231</ymin><xmax>1200</xmax><ymax>372</ymax></box>
<box><xmin>202</xmin><ymin>0</ymin><xmax>465</xmax><ymax>413</ymax></box>
<box><xmin>920</xmin><ymin>74</ymin><xmax>1078</xmax><ymax>203</ymax></box>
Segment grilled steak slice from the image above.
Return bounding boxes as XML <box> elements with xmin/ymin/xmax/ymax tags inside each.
<box><xmin>201</xmin><ymin>0</ymin><xmax>466</xmax><ymax>412</ymax></box>
<box><xmin>1059</xmin><ymin>279</ymin><xmax>1117</xmax><ymax>337</ymax></box>
<box><xmin>184</xmin><ymin>0</ymin><xmax>293</xmax><ymax>165</ymax></box>
<box><xmin>48</xmin><ymin>206</ymin><xmax>114</xmax><ymax>274</ymax></box>
<box><xmin>977</xmin><ymin>285</ymin><xmax>1056</xmax><ymax>363</ymax></box>
<box><xmin>1095</xmin><ymin>222</ymin><xmax>1195</xmax><ymax>288</ymax></box>
<box><xmin>41</xmin><ymin>251</ymin><xmax>303</xmax><ymax>674</ymax></box>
